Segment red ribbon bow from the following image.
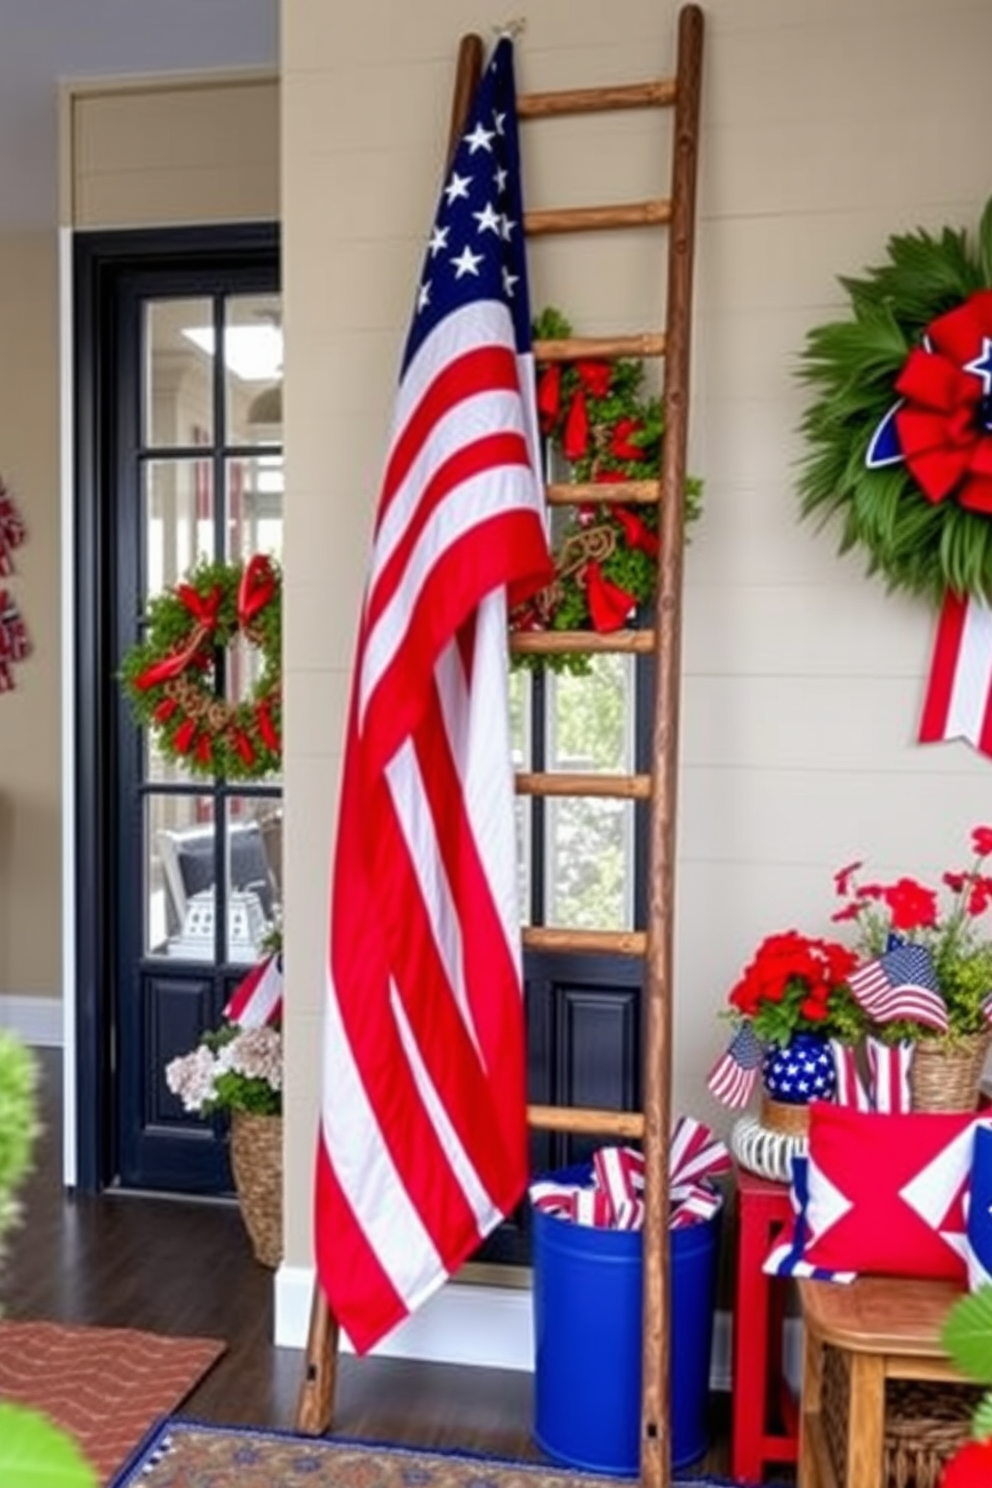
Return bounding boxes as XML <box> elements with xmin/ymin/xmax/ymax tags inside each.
<box><xmin>237</xmin><ymin>554</ymin><xmax>277</xmax><ymax>628</ymax></box>
<box><xmin>894</xmin><ymin>289</ymin><xmax>992</xmax><ymax>513</ymax></box>
<box><xmin>135</xmin><ymin>583</ymin><xmax>223</xmax><ymax>691</ymax></box>
<box><xmin>614</xmin><ymin>507</ymin><xmax>659</xmax><ymax>559</ymax></box>
<box><xmin>584</xmin><ymin>561</ymin><xmax>637</xmax><ymax>631</ymax></box>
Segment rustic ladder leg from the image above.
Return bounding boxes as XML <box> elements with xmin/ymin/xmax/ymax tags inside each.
<box><xmin>296</xmin><ymin>1288</ymin><xmax>341</xmax><ymax>1434</ymax></box>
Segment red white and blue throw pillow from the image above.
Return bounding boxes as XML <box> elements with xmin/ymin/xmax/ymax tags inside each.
<box><xmin>967</xmin><ymin>1120</ymin><xmax>992</xmax><ymax>1291</ymax></box>
<box><xmin>764</xmin><ymin>1103</ymin><xmax>978</xmax><ymax>1283</ymax></box>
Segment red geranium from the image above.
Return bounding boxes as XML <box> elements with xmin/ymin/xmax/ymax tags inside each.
<box><xmin>727</xmin><ymin>930</ymin><xmax>860</xmax><ymax>1046</ymax></box>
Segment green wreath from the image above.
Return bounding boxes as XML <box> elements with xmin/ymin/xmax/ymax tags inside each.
<box><xmin>120</xmin><ymin>556</ymin><xmax>281</xmax><ymax>782</ymax></box>
<box><xmin>798</xmin><ymin>197</ymin><xmax>992</xmax><ymax>603</ymax></box>
<box><xmin>510</xmin><ymin>307</ymin><xmax>702</xmax><ymax>673</ymax></box>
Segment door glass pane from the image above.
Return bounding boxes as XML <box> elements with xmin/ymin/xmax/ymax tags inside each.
<box><xmin>544</xmin><ymin>655</ymin><xmax>636</xmax><ymax>930</ymax></box>
<box><xmin>227</xmin><ymin>455</ymin><xmax>283</xmax><ymax>565</ymax></box>
<box><xmin>225</xmin><ymin>797</ymin><xmax>281</xmax><ymax>964</ymax></box>
<box><xmin>144</xmin><ymin>298</ymin><xmax>215</xmax><ymax>448</ymax></box>
<box><xmin>144</xmin><ymin>458</ymin><xmax>215</xmax><ymax>600</ymax></box>
<box><xmin>546</xmin><ymin>798</ymin><xmax>633</xmax><ymax>931</ymax></box>
<box><xmin>225</xmin><ymin>293</ymin><xmax>282</xmax><ymax>447</ymax></box>
<box><xmin>509</xmin><ymin>667</ymin><xmax>532</xmax><ymax>925</ymax></box>
<box><xmin>146</xmin><ymin>793</ymin><xmax>216</xmax><ymax>959</ymax></box>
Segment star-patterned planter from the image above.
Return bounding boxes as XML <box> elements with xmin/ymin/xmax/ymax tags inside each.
<box><xmin>762</xmin><ymin>1031</ymin><xmax>837</xmax><ymax>1105</ymax></box>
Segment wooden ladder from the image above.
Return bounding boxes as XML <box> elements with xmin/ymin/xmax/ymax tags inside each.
<box><xmin>297</xmin><ymin>13</ymin><xmax>704</xmax><ymax>1488</ymax></box>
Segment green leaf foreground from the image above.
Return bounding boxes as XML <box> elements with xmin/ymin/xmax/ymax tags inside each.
<box><xmin>942</xmin><ymin>1286</ymin><xmax>992</xmax><ymax>1391</ymax></box>
<box><xmin>0</xmin><ymin>1404</ymin><xmax>98</xmax><ymax>1488</ymax></box>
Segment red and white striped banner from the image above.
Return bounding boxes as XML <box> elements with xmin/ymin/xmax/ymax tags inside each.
<box><xmin>866</xmin><ymin>1035</ymin><xmax>914</xmax><ymax>1114</ymax></box>
<box><xmin>830</xmin><ymin>1039</ymin><xmax>870</xmax><ymax>1110</ymax></box>
<box><xmin>919</xmin><ymin>591</ymin><xmax>992</xmax><ymax>757</ymax></box>
<box><xmin>224</xmin><ymin>951</ymin><xmax>283</xmax><ymax>1028</ymax></box>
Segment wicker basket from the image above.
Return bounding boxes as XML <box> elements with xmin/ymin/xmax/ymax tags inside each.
<box><xmin>760</xmin><ymin>1094</ymin><xmax>811</xmax><ymax>1137</ymax></box>
<box><xmin>910</xmin><ymin>1030</ymin><xmax>991</xmax><ymax>1113</ymax></box>
<box><xmin>230</xmin><ymin>1111</ymin><xmax>283</xmax><ymax>1268</ymax></box>
<box><xmin>822</xmin><ymin>1344</ymin><xmax>981</xmax><ymax>1488</ymax></box>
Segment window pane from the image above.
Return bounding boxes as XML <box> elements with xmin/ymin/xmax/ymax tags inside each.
<box><xmin>144</xmin><ymin>457</ymin><xmax>214</xmax><ymax>600</ymax></box>
<box><xmin>546</xmin><ymin>798</ymin><xmax>633</xmax><ymax>931</ymax></box>
<box><xmin>225</xmin><ymin>293</ymin><xmax>282</xmax><ymax>447</ymax></box>
<box><xmin>508</xmin><ymin>667</ymin><xmax>532</xmax><ymax>925</ymax></box>
<box><xmin>144</xmin><ymin>298</ymin><xmax>215</xmax><ymax>448</ymax></box>
<box><xmin>549</xmin><ymin>655</ymin><xmax>634</xmax><ymax>773</ymax></box>
<box><xmin>226</xmin><ymin>797</ymin><xmax>281</xmax><ymax>964</ymax></box>
<box><xmin>227</xmin><ymin>454</ymin><xmax>283</xmax><ymax>566</ymax></box>
<box><xmin>146</xmin><ymin>793</ymin><xmax>216</xmax><ymax>959</ymax></box>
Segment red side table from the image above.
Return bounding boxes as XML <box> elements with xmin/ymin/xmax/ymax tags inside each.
<box><xmin>731</xmin><ymin>1167</ymin><xmax>799</xmax><ymax>1483</ymax></box>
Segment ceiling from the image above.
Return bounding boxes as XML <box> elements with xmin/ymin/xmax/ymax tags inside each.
<box><xmin>0</xmin><ymin>0</ymin><xmax>278</xmax><ymax>232</ymax></box>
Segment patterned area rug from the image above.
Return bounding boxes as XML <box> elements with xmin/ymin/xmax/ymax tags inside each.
<box><xmin>0</xmin><ymin>1320</ymin><xmax>226</xmax><ymax>1484</ymax></box>
<box><xmin>109</xmin><ymin>1421</ymin><xmax>732</xmax><ymax>1488</ymax></box>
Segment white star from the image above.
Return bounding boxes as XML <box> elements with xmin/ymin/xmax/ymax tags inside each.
<box><xmin>444</xmin><ymin>172</ymin><xmax>472</xmax><ymax>205</ymax></box>
<box><xmin>417</xmin><ymin>281</ymin><xmax>431</xmax><ymax>312</ymax></box>
<box><xmin>494</xmin><ymin>165</ymin><xmax>508</xmax><ymax>194</ymax></box>
<box><xmin>427</xmin><ymin>224</ymin><xmax>449</xmax><ymax>257</ymax></box>
<box><xmin>451</xmin><ymin>245</ymin><xmax>484</xmax><ymax>278</ymax></box>
<box><xmin>500</xmin><ymin>214</ymin><xmax>517</xmax><ymax>241</ymax></box>
<box><xmin>493</xmin><ymin>110</ymin><xmax>506</xmax><ymax>136</ymax></box>
<box><xmin>965</xmin><ymin>335</ymin><xmax>992</xmax><ymax>395</ymax></box>
<box><xmin>797</xmin><ymin>1079</ymin><xmax>810</xmax><ymax>1093</ymax></box>
<box><xmin>465</xmin><ymin>122</ymin><xmax>495</xmax><ymax>154</ymax></box>
<box><xmin>502</xmin><ymin>265</ymin><xmax>519</xmax><ymax>298</ymax></box>
<box><xmin>473</xmin><ymin>202</ymin><xmax>502</xmax><ymax>236</ymax></box>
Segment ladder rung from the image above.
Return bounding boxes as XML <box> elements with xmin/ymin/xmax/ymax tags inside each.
<box><xmin>533</xmin><ymin>333</ymin><xmax>666</xmax><ymax>362</ymax></box>
<box><xmin>511</xmin><ymin>629</ymin><xmax>655</xmax><ymax>657</ymax></box>
<box><xmin>545</xmin><ymin>480</ymin><xmax>660</xmax><ymax>507</ymax></box>
<box><xmin>523</xmin><ymin>926</ymin><xmax>647</xmax><ymax>956</ymax></box>
<box><xmin>518</xmin><ymin>78</ymin><xmax>677</xmax><ymax>119</ymax></box>
<box><xmin>525</xmin><ymin>199</ymin><xmax>672</xmax><ymax>237</ymax></box>
<box><xmin>528</xmin><ymin>1103</ymin><xmax>646</xmax><ymax>1139</ymax></box>
<box><xmin>516</xmin><ymin>770</ymin><xmax>651</xmax><ymax>801</ymax></box>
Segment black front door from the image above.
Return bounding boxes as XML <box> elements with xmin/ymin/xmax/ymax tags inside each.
<box><xmin>74</xmin><ymin>226</ymin><xmax>281</xmax><ymax>1194</ymax></box>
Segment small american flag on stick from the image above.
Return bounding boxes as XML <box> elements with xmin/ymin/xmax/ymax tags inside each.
<box><xmin>707</xmin><ymin>1021</ymin><xmax>765</xmax><ymax>1109</ymax></box>
<box><xmin>847</xmin><ymin>942</ymin><xmax>949</xmax><ymax>1032</ymax></box>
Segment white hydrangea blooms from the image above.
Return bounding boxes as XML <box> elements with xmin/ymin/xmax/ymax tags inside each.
<box><xmin>165</xmin><ymin>1025</ymin><xmax>281</xmax><ymax>1115</ymax></box>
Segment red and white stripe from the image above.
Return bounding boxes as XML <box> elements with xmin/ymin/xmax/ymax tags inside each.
<box><xmin>224</xmin><ymin>951</ymin><xmax>282</xmax><ymax>1028</ymax></box>
<box><xmin>866</xmin><ymin>1035</ymin><xmax>914</xmax><ymax>1114</ymax></box>
<box><xmin>830</xmin><ymin>1040</ymin><xmax>870</xmax><ymax>1110</ymax></box>
<box><xmin>919</xmin><ymin>591</ymin><xmax>992</xmax><ymax>758</ymax></box>
<box><xmin>313</xmin><ymin>301</ymin><xmax>552</xmax><ymax>1353</ymax></box>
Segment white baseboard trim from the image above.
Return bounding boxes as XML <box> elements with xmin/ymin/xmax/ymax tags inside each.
<box><xmin>0</xmin><ymin>994</ymin><xmax>63</xmax><ymax>1047</ymax></box>
<box><xmin>275</xmin><ymin>1264</ymin><xmax>803</xmax><ymax>1392</ymax></box>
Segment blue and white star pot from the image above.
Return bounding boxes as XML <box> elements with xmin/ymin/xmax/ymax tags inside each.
<box><xmin>762</xmin><ymin>1030</ymin><xmax>836</xmax><ymax>1105</ymax></box>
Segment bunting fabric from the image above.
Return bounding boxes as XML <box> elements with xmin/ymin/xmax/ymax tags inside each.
<box><xmin>224</xmin><ymin>950</ymin><xmax>283</xmax><ymax>1028</ymax></box>
<box><xmin>313</xmin><ymin>37</ymin><xmax>553</xmax><ymax>1354</ymax></box>
<box><xmin>919</xmin><ymin>591</ymin><xmax>992</xmax><ymax>759</ymax></box>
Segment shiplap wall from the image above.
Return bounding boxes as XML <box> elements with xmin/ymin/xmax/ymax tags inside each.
<box><xmin>281</xmin><ymin>0</ymin><xmax>992</xmax><ymax>1268</ymax></box>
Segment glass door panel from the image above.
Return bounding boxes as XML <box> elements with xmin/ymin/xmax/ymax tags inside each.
<box><xmin>144</xmin><ymin>298</ymin><xmax>215</xmax><ymax>447</ymax></box>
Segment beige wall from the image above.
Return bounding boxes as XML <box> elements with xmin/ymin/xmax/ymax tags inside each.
<box><xmin>64</xmin><ymin>73</ymin><xmax>279</xmax><ymax>229</ymax></box>
<box><xmin>281</xmin><ymin>0</ymin><xmax>992</xmax><ymax>1268</ymax></box>
<box><xmin>0</xmin><ymin>233</ymin><xmax>60</xmax><ymax>996</ymax></box>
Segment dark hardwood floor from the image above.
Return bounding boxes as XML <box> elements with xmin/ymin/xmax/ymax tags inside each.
<box><xmin>2</xmin><ymin>1049</ymin><xmax>735</xmax><ymax>1474</ymax></box>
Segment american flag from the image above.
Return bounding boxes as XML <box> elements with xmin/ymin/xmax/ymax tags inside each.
<box><xmin>847</xmin><ymin>943</ymin><xmax>949</xmax><ymax>1032</ymax></box>
<box><xmin>224</xmin><ymin>950</ymin><xmax>283</xmax><ymax>1028</ymax></box>
<box><xmin>313</xmin><ymin>38</ymin><xmax>553</xmax><ymax>1354</ymax></box>
<box><xmin>707</xmin><ymin>1021</ymin><xmax>765</xmax><ymax>1110</ymax></box>
<box><xmin>865</xmin><ymin>1034</ymin><xmax>913</xmax><ymax>1113</ymax></box>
